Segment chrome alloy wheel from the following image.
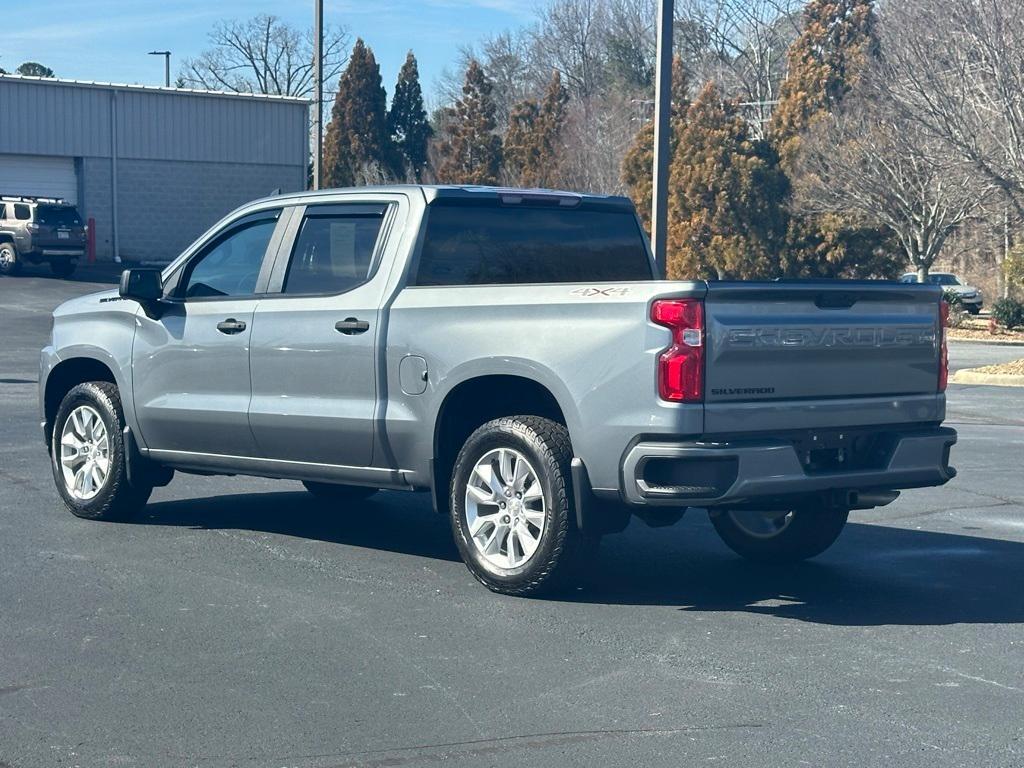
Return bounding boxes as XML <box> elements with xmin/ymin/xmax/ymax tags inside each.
<box><xmin>726</xmin><ymin>509</ymin><xmax>795</xmax><ymax>539</ymax></box>
<box><xmin>59</xmin><ymin>405</ymin><xmax>110</xmax><ymax>500</ymax></box>
<box><xmin>464</xmin><ymin>448</ymin><xmax>546</xmax><ymax>569</ymax></box>
<box><xmin>0</xmin><ymin>244</ymin><xmax>16</xmax><ymax>270</ymax></box>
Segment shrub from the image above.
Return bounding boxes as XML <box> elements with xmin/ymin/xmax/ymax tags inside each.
<box><xmin>942</xmin><ymin>289</ymin><xmax>968</xmax><ymax>328</ymax></box>
<box><xmin>992</xmin><ymin>297</ymin><xmax>1024</xmax><ymax>330</ymax></box>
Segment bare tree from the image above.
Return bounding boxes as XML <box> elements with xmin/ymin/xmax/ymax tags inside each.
<box><xmin>557</xmin><ymin>91</ymin><xmax>638</xmax><ymax>193</ymax></box>
<box><xmin>179</xmin><ymin>15</ymin><xmax>349</xmax><ymax>98</ymax></box>
<box><xmin>676</xmin><ymin>0</ymin><xmax>802</xmax><ymax>137</ymax></box>
<box><xmin>529</xmin><ymin>0</ymin><xmax>610</xmax><ymax>100</ymax></box>
<box><xmin>794</xmin><ymin>93</ymin><xmax>991</xmax><ymax>281</ymax></box>
<box><xmin>602</xmin><ymin>0</ymin><xmax>658</xmax><ymax>90</ymax></box>
<box><xmin>879</xmin><ymin>0</ymin><xmax>1024</xmax><ymax>219</ymax></box>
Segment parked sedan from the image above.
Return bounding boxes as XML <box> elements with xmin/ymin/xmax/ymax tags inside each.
<box><xmin>900</xmin><ymin>272</ymin><xmax>983</xmax><ymax>314</ymax></box>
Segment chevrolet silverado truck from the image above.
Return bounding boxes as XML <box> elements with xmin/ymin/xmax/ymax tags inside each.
<box><xmin>39</xmin><ymin>186</ymin><xmax>957</xmax><ymax>595</ymax></box>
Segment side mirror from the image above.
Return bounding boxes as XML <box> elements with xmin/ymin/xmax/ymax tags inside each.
<box><xmin>119</xmin><ymin>268</ymin><xmax>164</xmax><ymax>317</ymax></box>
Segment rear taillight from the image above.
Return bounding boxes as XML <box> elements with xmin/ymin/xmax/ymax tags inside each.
<box><xmin>939</xmin><ymin>300</ymin><xmax>949</xmax><ymax>391</ymax></box>
<box><xmin>651</xmin><ymin>298</ymin><xmax>704</xmax><ymax>402</ymax></box>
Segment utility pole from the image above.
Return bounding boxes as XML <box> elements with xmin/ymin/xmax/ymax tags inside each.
<box><xmin>312</xmin><ymin>0</ymin><xmax>324</xmax><ymax>190</ymax></box>
<box><xmin>650</xmin><ymin>0</ymin><xmax>674</xmax><ymax>275</ymax></box>
<box><xmin>148</xmin><ymin>51</ymin><xmax>171</xmax><ymax>87</ymax></box>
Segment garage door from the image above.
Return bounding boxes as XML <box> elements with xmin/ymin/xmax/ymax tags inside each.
<box><xmin>0</xmin><ymin>154</ymin><xmax>77</xmax><ymax>204</ymax></box>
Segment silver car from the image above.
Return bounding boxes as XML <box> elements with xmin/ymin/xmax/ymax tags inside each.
<box><xmin>901</xmin><ymin>272</ymin><xmax>983</xmax><ymax>314</ymax></box>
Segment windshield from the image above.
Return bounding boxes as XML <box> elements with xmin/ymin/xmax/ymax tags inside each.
<box><xmin>928</xmin><ymin>274</ymin><xmax>960</xmax><ymax>286</ymax></box>
<box><xmin>36</xmin><ymin>206</ymin><xmax>83</xmax><ymax>227</ymax></box>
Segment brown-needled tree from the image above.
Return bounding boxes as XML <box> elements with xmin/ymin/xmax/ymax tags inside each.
<box><xmin>436</xmin><ymin>60</ymin><xmax>503</xmax><ymax>185</ymax></box>
<box><xmin>322</xmin><ymin>38</ymin><xmax>395</xmax><ymax>187</ymax></box>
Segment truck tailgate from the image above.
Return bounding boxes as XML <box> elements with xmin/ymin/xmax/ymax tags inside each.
<box><xmin>703</xmin><ymin>282</ymin><xmax>944</xmax><ymax>434</ymax></box>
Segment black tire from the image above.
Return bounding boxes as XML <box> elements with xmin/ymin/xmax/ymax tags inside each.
<box><xmin>966</xmin><ymin>305</ymin><xmax>981</xmax><ymax>315</ymax></box>
<box><xmin>0</xmin><ymin>242</ymin><xmax>22</xmax><ymax>276</ymax></box>
<box><xmin>710</xmin><ymin>504</ymin><xmax>848</xmax><ymax>563</ymax></box>
<box><xmin>50</xmin><ymin>260</ymin><xmax>77</xmax><ymax>279</ymax></box>
<box><xmin>302</xmin><ymin>481</ymin><xmax>377</xmax><ymax>504</ymax></box>
<box><xmin>51</xmin><ymin>381</ymin><xmax>152</xmax><ymax>520</ymax></box>
<box><xmin>449</xmin><ymin>416</ymin><xmax>596</xmax><ymax>596</ymax></box>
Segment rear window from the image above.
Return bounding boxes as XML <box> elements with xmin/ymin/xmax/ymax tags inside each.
<box><xmin>413</xmin><ymin>202</ymin><xmax>653</xmax><ymax>286</ymax></box>
<box><xmin>36</xmin><ymin>206</ymin><xmax>82</xmax><ymax>227</ymax></box>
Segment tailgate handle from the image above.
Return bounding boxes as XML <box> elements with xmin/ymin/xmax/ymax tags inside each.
<box><xmin>815</xmin><ymin>292</ymin><xmax>858</xmax><ymax>309</ymax></box>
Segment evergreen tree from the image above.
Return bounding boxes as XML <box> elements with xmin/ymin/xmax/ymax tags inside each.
<box><xmin>770</xmin><ymin>0</ymin><xmax>879</xmax><ymax>172</ymax></box>
<box><xmin>666</xmin><ymin>82</ymin><xmax>789</xmax><ymax>280</ymax></box>
<box><xmin>504</xmin><ymin>70</ymin><xmax>569</xmax><ymax>188</ymax></box>
<box><xmin>322</xmin><ymin>39</ymin><xmax>394</xmax><ymax>187</ymax></box>
<box><xmin>436</xmin><ymin>60</ymin><xmax>503</xmax><ymax>185</ymax></box>
<box><xmin>621</xmin><ymin>57</ymin><xmax>690</xmax><ymax>234</ymax></box>
<box><xmin>504</xmin><ymin>99</ymin><xmax>541</xmax><ymax>185</ymax></box>
<box><xmin>388</xmin><ymin>51</ymin><xmax>432</xmax><ymax>182</ymax></box>
<box><xmin>769</xmin><ymin>0</ymin><xmax>893</xmax><ymax>277</ymax></box>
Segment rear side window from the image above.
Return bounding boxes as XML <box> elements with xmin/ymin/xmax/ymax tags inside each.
<box><xmin>14</xmin><ymin>204</ymin><xmax>30</xmax><ymax>221</ymax></box>
<box><xmin>283</xmin><ymin>211</ymin><xmax>385</xmax><ymax>295</ymax></box>
<box><xmin>0</xmin><ymin>204</ymin><xmax>6</xmax><ymax>219</ymax></box>
<box><xmin>37</xmin><ymin>206</ymin><xmax>82</xmax><ymax>227</ymax></box>
<box><xmin>413</xmin><ymin>203</ymin><xmax>653</xmax><ymax>286</ymax></box>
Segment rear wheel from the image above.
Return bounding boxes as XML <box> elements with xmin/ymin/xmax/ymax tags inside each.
<box><xmin>51</xmin><ymin>382</ymin><xmax>152</xmax><ymax>520</ymax></box>
<box><xmin>302</xmin><ymin>481</ymin><xmax>377</xmax><ymax>504</ymax></box>
<box><xmin>0</xmin><ymin>242</ymin><xmax>22</xmax><ymax>276</ymax></box>
<box><xmin>449</xmin><ymin>416</ymin><xmax>596</xmax><ymax>596</ymax></box>
<box><xmin>49</xmin><ymin>260</ymin><xmax>77</xmax><ymax>278</ymax></box>
<box><xmin>710</xmin><ymin>504</ymin><xmax>848</xmax><ymax>563</ymax></box>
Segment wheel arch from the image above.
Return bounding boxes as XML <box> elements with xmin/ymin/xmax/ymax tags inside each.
<box><xmin>43</xmin><ymin>355</ymin><xmax>120</xmax><ymax>449</ymax></box>
<box><xmin>430</xmin><ymin>371</ymin><xmax>577</xmax><ymax>515</ymax></box>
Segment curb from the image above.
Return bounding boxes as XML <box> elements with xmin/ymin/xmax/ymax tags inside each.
<box><xmin>949</xmin><ymin>370</ymin><xmax>1024</xmax><ymax>387</ymax></box>
<box><xmin>948</xmin><ymin>337</ymin><xmax>1024</xmax><ymax>347</ymax></box>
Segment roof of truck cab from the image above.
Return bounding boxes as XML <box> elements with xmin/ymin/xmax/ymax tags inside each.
<box><xmin>260</xmin><ymin>185</ymin><xmax>636</xmax><ymax>211</ymax></box>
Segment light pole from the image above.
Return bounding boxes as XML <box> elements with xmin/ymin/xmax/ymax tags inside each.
<box><xmin>148</xmin><ymin>50</ymin><xmax>171</xmax><ymax>87</ymax></box>
<box><xmin>312</xmin><ymin>0</ymin><xmax>324</xmax><ymax>190</ymax></box>
<box><xmin>650</xmin><ymin>0</ymin><xmax>674</xmax><ymax>276</ymax></box>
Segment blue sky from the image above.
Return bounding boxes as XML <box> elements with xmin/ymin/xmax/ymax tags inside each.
<box><xmin>1</xmin><ymin>0</ymin><xmax>531</xmax><ymax>105</ymax></box>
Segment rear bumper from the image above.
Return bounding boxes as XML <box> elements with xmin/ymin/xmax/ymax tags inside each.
<box><xmin>621</xmin><ymin>426</ymin><xmax>957</xmax><ymax>507</ymax></box>
<box><xmin>36</xmin><ymin>247</ymin><xmax>85</xmax><ymax>258</ymax></box>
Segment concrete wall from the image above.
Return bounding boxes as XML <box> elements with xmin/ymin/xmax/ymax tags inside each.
<box><xmin>115</xmin><ymin>159</ymin><xmax>305</xmax><ymax>263</ymax></box>
<box><xmin>79</xmin><ymin>157</ymin><xmax>304</xmax><ymax>262</ymax></box>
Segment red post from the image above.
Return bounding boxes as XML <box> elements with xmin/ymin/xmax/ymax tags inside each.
<box><xmin>87</xmin><ymin>217</ymin><xmax>96</xmax><ymax>264</ymax></box>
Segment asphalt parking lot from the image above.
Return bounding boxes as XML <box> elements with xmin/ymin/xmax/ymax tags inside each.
<box><xmin>2</xmin><ymin>270</ymin><xmax>1022</xmax><ymax>768</ymax></box>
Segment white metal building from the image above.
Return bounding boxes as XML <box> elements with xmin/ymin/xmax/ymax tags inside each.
<box><xmin>0</xmin><ymin>75</ymin><xmax>309</xmax><ymax>263</ymax></box>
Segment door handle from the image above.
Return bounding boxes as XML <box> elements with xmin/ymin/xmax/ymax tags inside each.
<box><xmin>216</xmin><ymin>318</ymin><xmax>247</xmax><ymax>334</ymax></box>
<box><xmin>335</xmin><ymin>317</ymin><xmax>370</xmax><ymax>335</ymax></box>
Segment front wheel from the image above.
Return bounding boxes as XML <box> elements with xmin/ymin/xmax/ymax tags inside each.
<box><xmin>51</xmin><ymin>382</ymin><xmax>152</xmax><ymax>520</ymax></box>
<box><xmin>710</xmin><ymin>504</ymin><xmax>848</xmax><ymax>563</ymax></box>
<box><xmin>965</xmin><ymin>305</ymin><xmax>981</xmax><ymax>315</ymax></box>
<box><xmin>0</xmin><ymin>242</ymin><xmax>22</xmax><ymax>276</ymax></box>
<box><xmin>449</xmin><ymin>416</ymin><xmax>595</xmax><ymax>596</ymax></box>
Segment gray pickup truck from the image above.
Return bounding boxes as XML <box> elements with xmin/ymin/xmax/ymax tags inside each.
<box><xmin>39</xmin><ymin>185</ymin><xmax>957</xmax><ymax>595</ymax></box>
